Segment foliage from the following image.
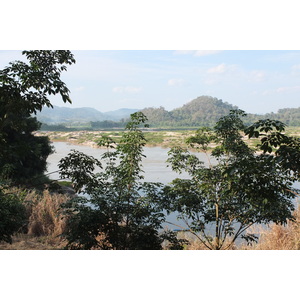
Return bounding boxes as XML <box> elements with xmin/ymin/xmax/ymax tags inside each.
<box><xmin>0</xmin><ymin>116</ymin><xmax>54</xmax><ymax>184</ymax></box>
<box><xmin>165</xmin><ymin>110</ymin><xmax>299</xmax><ymax>249</ymax></box>
<box><xmin>0</xmin><ymin>187</ymin><xmax>27</xmax><ymax>243</ymax></box>
<box><xmin>59</xmin><ymin>112</ymin><xmax>179</xmax><ymax>250</ymax></box>
<box><xmin>0</xmin><ymin>50</ymin><xmax>75</xmax><ymax>184</ymax></box>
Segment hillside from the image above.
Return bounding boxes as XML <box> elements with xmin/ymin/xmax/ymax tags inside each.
<box><xmin>265</xmin><ymin>107</ymin><xmax>300</xmax><ymax>126</ymax></box>
<box><xmin>141</xmin><ymin>96</ymin><xmax>239</xmax><ymax>127</ymax></box>
<box><xmin>142</xmin><ymin>96</ymin><xmax>300</xmax><ymax>127</ymax></box>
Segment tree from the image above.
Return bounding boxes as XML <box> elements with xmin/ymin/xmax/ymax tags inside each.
<box><xmin>165</xmin><ymin>110</ymin><xmax>299</xmax><ymax>249</ymax></box>
<box><xmin>0</xmin><ymin>50</ymin><xmax>75</xmax><ymax>184</ymax></box>
<box><xmin>0</xmin><ymin>50</ymin><xmax>75</xmax><ymax>242</ymax></box>
<box><xmin>58</xmin><ymin>112</ymin><xmax>186</xmax><ymax>250</ymax></box>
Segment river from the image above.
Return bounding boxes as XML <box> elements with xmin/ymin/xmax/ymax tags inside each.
<box><xmin>46</xmin><ymin>142</ymin><xmax>299</xmax><ymax>234</ymax></box>
<box><xmin>47</xmin><ymin>142</ymin><xmax>202</xmax><ymax>230</ymax></box>
<box><xmin>47</xmin><ymin>142</ymin><xmax>210</xmax><ymax>183</ymax></box>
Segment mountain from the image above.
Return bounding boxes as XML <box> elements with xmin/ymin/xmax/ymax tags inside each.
<box><xmin>141</xmin><ymin>96</ymin><xmax>239</xmax><ymax>127</ymax></box>
<box><xmin>35</xmin><ymin>106</ymin><xmax>138</xmax><ymax>124</ymax></box>
<box><xmin>172</xmin><ymin>96</ymin><xmax>238</xmax><ymax>125</ymax></box>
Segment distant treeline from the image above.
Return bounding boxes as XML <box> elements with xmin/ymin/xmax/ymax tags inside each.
<box><xmin>40</xmin><ymin>120</ymin><xmax>128</xmax><ymax>131</ymax></box>
<box><xmin>90</xmin><ymin>120</ymin><xmax>127</xmax><ymax>129</ymax></box>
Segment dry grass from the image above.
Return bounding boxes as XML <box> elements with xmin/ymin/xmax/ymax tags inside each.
<box><xmin>24</xmin><ymin>190</ymin><xmax>70</xmax><ymax>237</ymax></box>
<box><xmin>0</xmin><ymin>189</ymin><xmax>70</xmax><ymax>250</ymax></box>
<box><xmin>0</xmin><ymin>234</ymin><xmax>66</xmax><ymax>250</ymax></box>
<box><xmin>175</xmin><ymin>232</ymin><xmax>237</xmax><ymax>250</ymax></box>
<box><xmin>242</xmin><ymin>207</ymin><xmax>300</xmax><ymax>250</ymax></box>
<box><xmin>171</xmin><ymin>206</ymin><xmax>300</xmax><ymax>250</ymax></box>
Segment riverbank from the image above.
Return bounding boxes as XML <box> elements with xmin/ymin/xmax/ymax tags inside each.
<box><xmin>35</xmin><ymin>126</ymin><xmax>300</xmax><ymax>150</ymax></box>
<box><xmin>34</xmin><ymin>130</ymin><xmax>194</xmax><ymax>148</ymax></box>
<box><xmin>35</xmin><ymin>130</ymin><xmax>255</xmax><ymax>151</ymax></box>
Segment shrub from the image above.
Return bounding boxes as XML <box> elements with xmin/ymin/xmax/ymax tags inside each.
<box><xmin>0</xmin><ymin>188</ymin><xmax>27</xmax><ymax>243</ymax></box>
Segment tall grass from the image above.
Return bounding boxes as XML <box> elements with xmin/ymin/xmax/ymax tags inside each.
<box><xmin>171</xmin><ymin>206</ymin><xmax>300</xmax><ymax>250</ymax></box>
<box><xmin>0</xmin><ymin>188</ymin><xmax>71</xmax><ymax>249</ymax></box>
<box><xmin>24</xmin><ymin>190</ymin><xmax>70</xmax><ymax>237</ymax></box>
<box><xmin>243</xmin><ymin>206</ymin><xmax>300</xmax><ymax>250</ymax></box>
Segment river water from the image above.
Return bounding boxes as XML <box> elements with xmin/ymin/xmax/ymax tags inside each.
<box><xmin>47</xmin><ymin>142</ymin><xmax>200</xmax><ymax>230</ymax></box>
<box><xmin>46</xmin><ymin>142</ymin><xmax>299</xmax><ymax>234</ymax></box>
<box><xmin>47</xmin><ymin>142</ymin><xmax>210</xmax><ymax>183</ymax></box>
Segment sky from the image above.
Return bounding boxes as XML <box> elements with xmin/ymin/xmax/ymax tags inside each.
<box><xmin>1</xmin><ymin>50</ymin><xmax>300</xmax><ymax>115</ymax></box>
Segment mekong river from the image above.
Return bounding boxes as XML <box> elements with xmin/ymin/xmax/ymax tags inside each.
<box><xmin>47</xmin><ymin>142</ymin><xmax>206</xmax><ymax>230</ymax></box>
<box><xmin>46</xmin><ymin>142</ymin><xmax>299</xmax><ymax>232</ymax></box>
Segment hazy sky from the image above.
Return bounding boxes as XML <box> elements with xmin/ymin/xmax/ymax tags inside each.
<box><xmin>1</xmin><ymin>50</ymin><xmax>300</xmax><ymax>115</ymax></box>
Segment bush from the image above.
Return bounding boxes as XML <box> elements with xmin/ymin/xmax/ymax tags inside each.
<box><xmin>0</xmin><ymin>188</ymin><xmax>27</xmax><ymax>243</ymax></box>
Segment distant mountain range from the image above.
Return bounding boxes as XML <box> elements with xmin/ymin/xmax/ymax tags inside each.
<box><xmin>35</xmin><ymin>96</ymin><xmax>300</xmax><ymax>127</ymax></box>
<box><xmin>35</xmin><ymin>106</ymin><xmax>138</xmax><ymax>124</ymax></box>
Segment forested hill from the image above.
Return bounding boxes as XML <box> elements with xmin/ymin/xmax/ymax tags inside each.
<box><xmin>141</xmin><ymin>96</ymin><xmax>300</xmax><ymax>127</ymax></box>
<box><xmin>141</xmin><ymin>96</ymin><xmax>239</xmax><ymax>127</ymax></box>
<box><xmin>264</xmin><ymin>107</ymin><xmax>300</xmax><ymax>126</ymax></box>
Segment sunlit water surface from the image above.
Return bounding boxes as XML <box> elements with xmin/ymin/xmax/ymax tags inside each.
<box><xmin>47</xmin><ymin>142</ymin><xmax>299</xmax><ymax>237</ymax></box>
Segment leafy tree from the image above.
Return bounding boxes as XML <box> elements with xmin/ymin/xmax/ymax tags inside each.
<box><xmin>0</xmin><ymin>50</ymin><xmax>75</xmax><ymax>242</ymax></box>
<box><xmin>0</xmin><ymin>50</ymin><xmax>75</xmax><ymax>184</ymax></box>
<box><xmin>165</xmin><ymin>110</ymin><xmax>299</xmax><ymax>249</ymax></box>
<box><xmin>59</xmin><ymin>112</ymin><xmax>185</xmax><ymax>250</ymax></box>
